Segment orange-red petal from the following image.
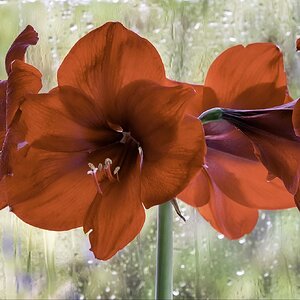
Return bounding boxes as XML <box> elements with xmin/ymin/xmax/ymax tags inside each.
<box><xmin>19</xmin><ymin>87</ymin><xmax>121</xmax><ymax>153</ymax></box>
<box><xmin>3</xmin><ymin>148</ymin><xmax>97</xmax><ymax>230</ymax></box>
<box><xmin>0</xmin><ymin>80</ymin><xmax>7</xmax><ymax>146</ymax></box>
<box><xmin>114</xmin><ymin>81</ymin><xmax>206</xmax><ymax>208</ymax></box>
<box><xmin>177</xmin><ymin>167</ymin><xmax>210</xmax><ymax>207</ymax></box>
<box><xmin>58</xmin><ymin>22</ymin><xmax>166</xmax><ymax>115</ymax></box>
<box><xmin>1</xmin><ymin>60</ymin><xmax>42</xmax><ymax>178</ymax></box>
<box><xmin>222</xmin><ymin>108</ymin><xmax>300</xmax><ymax>198</ymax></box>
<box><xmin>199</xmin><ymin>169</ymin><xmax>259</xmax><ymax>239</ymax></box>
<box><xmin>204</xmin><ymin>43</ymin><xmax>288</xmax><ymax>111</ymax></box>
<box><xmin>7</xmin><ymin>60</ymin><xmax>42</xmax><ymax>127</ymax></box>
<box><xmin>205</xmin><ymin>148</ymin><xmax>295</xmax><ymax>209</ymax></box>
<box><xmin>83</xmin><ymin>143</ymin><xmax>145</xmax><ymax>260</ymax></box>
<box><xmin>5</xmin><ymin>25</ymin><xmax>38</xmax><ymax>75</ymax></box>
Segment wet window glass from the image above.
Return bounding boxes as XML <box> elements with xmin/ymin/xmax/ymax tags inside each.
<box><xmin>0</xmin><ymin>0</ymin><xmax>299</xmax><ymax>299</ymax></box>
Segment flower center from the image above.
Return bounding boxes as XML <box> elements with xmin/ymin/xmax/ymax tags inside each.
<box><xmin>120</xmin><ymin>131</ymin><xmax>140</xmax><ymax>146</ymax></box>
<box><xmin>87</xmin><ymin>158</ymin><xmax>120</xmax><ymax>195</ymax></box>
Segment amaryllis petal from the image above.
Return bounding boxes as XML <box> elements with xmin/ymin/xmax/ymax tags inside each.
<box><xmin>7</xmin><ymin>60</ymin><xmax>42</xmax><ymax>127</ymax></box>
<box><xmin>222</xmin><ymin>107</ymin><xmax>300</xmax><ymax>202</ymax></box>
<box><xmin>113</xmin><ymin>80</ymin><xmax>206</xmax><ymax>208</ymax></box>
<box><xmin>293</xmin><ymin>99</ymin><xmax>300</xmax><ymax>136</ymax></box>
<box><xmin>199</xmin><ymin>184</ymin><xmax>259</xmax><ymax>240</ymax></box>
<box><xmin>203</xmin><ymin>43</ymin><xmax>287</xmax><ymax>111</ymax></box>
<box><xmin>58</xmin><ymin>22</ymin><xmax>167</xmax><ymax>115</ymax></box>
<box><xmin>1</xmin><ymin>60</ymin><xmax>42</xmax><ymax>178</ymax></box>
<box><xmin>205</xmin><ymin>148</ymin><xmax>295</xmax><ymax>209</ymax></box>
<box><xmin>3</xmin><ymin>148</ymin><xmax>96</xmax><ymax>230</ymax></box>
<box><xmin>19</xmin><ymin>87</ymin><xmax>121</xmax><ymax>153</ymax></box>
<box><xmin>0</xmin><ymin>80</ymin><xmax>7</xmax><ymax>145</ymax></box>
<box><xmin>84</xmin><ymin>143</ymin><xmax>145</xmax><ymax>260</ymax></box>
<box><xmin>5</xmin><ymin>25</ymin><xmax>38</xmax><ymax>75</ymax></box>
<box><xmin>166</xmin><ymin>79</ymin><xmax>205</xmax><ymax>117</ymax></box>
<box><xmin>177</xmin><ymin>167</ymin><xmax>210</xmax><ymax>207</ymax></box>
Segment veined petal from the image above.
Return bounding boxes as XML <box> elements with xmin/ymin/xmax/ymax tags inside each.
<box><xmin>1</xmin><ymin>60</ymin><xmax>42</xmax><ymax>178</ymax></box>
<box><xmin>3</xmin><ymin>148</ymin><xmax>97</xmax><ymax>230</ymax></box>
<box><xmin>198</xmin><ymin>185</ymin><xmax>258</xmax><ymax>239</ymax></box>
<box><xmin>166</xmin><ymin>79</ymin><xmax>205</xmax><ymax>117</ymax></box>
<box><xmin>84</xmin><ymin>143</ymin><xmax>145</xmax><ymax>260</ymax></box>
<box><xmin>222</xmin><ymin>108</ymin><xmax>300</xmax><ymax>198</ymax></box>
<box><xmin>204</xmin><ymin>43</ymin><xmax>288</xmax><ymax>110</ymax></box>
<box><xmin>205</xmin><ymin>148</ymin><xmax>295</xmax><ymax>209</ymax></box>
<box><xmin>7</xmin><ymin>60</ymin><xmax>42</xmax><ymax>127</ymax></box>
<box><xmin>58</xmin><ymin>22</ymin><xmax>167</xmax><ymax>115</ymax></box>
<box><xmin>19</xmin><ymin>87</ymin><xmax>121</xmax><ymax>153</ymax></box>
<box><xmin>199</xmin><ymin>169</ymin><xmax>259</xmax><ymax>239</ymax></box>
<box><xmin>114</xmin><ymin>80</ymin><xmax>206</xmax><ymax>208</ymax></box>
<box><xmin>5</xmin><ymin>25</ymin><xmax>38</xmax><ymax>75</ymax></box>
<box><xmin>177</xmin><ymin>167</ymin><xmax>210</xmax><ymax>207</ymax></box>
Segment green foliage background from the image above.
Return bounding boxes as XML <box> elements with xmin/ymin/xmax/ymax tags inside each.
<box><xmin>0</xmin><ymin>0</ymin><xmax>300</xmax><ymax>299</ymax></box>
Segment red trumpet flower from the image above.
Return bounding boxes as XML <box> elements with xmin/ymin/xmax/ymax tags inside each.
<box><xmin>1</xmin><ymin>22</ymin><xmax>205</xmax><ymax>260</ymax></box>
<box><xmin>179</xmin><ymin>43</ymin><xmax>295</xmax><ymax>239</ymax></box>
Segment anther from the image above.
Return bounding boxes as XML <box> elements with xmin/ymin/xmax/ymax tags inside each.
<box><xmin>104</xmin><ymin>158</ymin><xmax>112</xmax><ymax>167</ymax></box>
<box><xmin>87</xmin><ymin>163</ymin><xmax>98</xmax><ymax>175</ymax></box>
<box><xmin>104</xmin><ymin>158</ymin><xmax>114</xmax><ymax>181</ymax></box>
<box><xmin>114</xmin><ymin>166</ymin><xmax>120</xmax><ymax>181</ymax></box>
<box><xmin>87</xmin><ymin>163</ymin><xmax>103</xmax><ymax>194</ymax></box>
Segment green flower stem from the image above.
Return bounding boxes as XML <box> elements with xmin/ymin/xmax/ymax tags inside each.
<box><xmin>155</xmin><ymin>202</ymin><xmax>173</xmax><ymax>300</ymax></box>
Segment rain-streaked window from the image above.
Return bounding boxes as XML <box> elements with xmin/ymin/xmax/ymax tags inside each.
<box><xmin>0</xmin><ymin>0</ymin><xmax>300</xmax><ymax>299</ymax></box>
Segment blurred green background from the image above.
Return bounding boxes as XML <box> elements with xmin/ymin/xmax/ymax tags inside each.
<box><xmin>0</xmin><ymin>0</ymin><xmax>300</xmax><ymax>299</ymax></box>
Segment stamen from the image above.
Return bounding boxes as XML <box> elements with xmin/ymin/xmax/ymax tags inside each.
<box><xmin>104</xmin><ymin>158</ymin><xmax>112</xmax><ymax>166</ymax></box>
<box><xmin>104</xmin><ymin>158</ymin><xmax>114</xmax><ymax>181</ymax></box>
<box><xmin>87</xmin><ymin>157</ymin><xmax>121</xmax><ymax>192</ymax></box>
<box><xmin>87</xmin><ymin>163</ymin><xmax>103</xmax><ymax>194</ymax></box>
<box><xmin>114</xmin><ymin>166</ymin><xmax>120</xmax><ymax>181</ymax></box>
<box><xmin>88</xmin><ymin>163</ymin><xmax>98</xmax><ymax>173</ymax></box>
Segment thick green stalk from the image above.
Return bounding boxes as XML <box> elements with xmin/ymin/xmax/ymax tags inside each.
<box><xmin>155</xmin><ymin>202</ymin><xmax>173</xmax><ymax>300</ymax></box>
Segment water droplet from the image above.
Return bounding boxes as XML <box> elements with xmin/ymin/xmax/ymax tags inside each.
<box><xmin>173</xmin><ymin>290</ymin><xmax>180</xmax><ymax>296</ymax></box>
<box><xmin>217</xmin><ymin>234</ymin><xmax>224</xmax><ymax>240</ymax></box>
<box><xmin>86</xmin><ymin>23</ymin><xmax>94</xmax><ymax>30</ymax></box>
<box><xmin>105</xmin><ymin>287</ymin><xmax>111</xmax><ymax>293</ymax></box>
<box><xmin>239</xmin><ymin>238</ymin><xmax>246</xmax><ymax>244</ymax></box>
<box><xmin>236</xmin><ymin>270</ymin><xmax>245</xmax><ymax>276</ymax></box>
<box><xmin>194</xmin><ymin>22</ymin><xmax>201</xmax><ymax>30</ymax></box>
<box><xmin>70</xmin><ymin>24</ymin><xmax>78</xmax><ymax>32</ymax></box>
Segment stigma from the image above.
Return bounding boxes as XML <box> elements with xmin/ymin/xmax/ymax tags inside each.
<box><xmin>87</xmin><ymin>158</ymin><xmax>120</xmax><ymax>194</ymax></box>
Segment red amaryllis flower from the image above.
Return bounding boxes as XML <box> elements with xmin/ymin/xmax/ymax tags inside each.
<box><xmin>2</xmin><ymin>22</ymin><xmax>205</xmax><ymax>260</ymax></box>
<box><xmin>178</xmin><ymin>43</ymin><xmax>295</xmax><ymax>239</ymax></box>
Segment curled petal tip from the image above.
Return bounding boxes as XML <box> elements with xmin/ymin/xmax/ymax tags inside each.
<box><xmin>5</xmin><ymin>25</ymin><xmax>39</xmax><ymax>75</ymax></box>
